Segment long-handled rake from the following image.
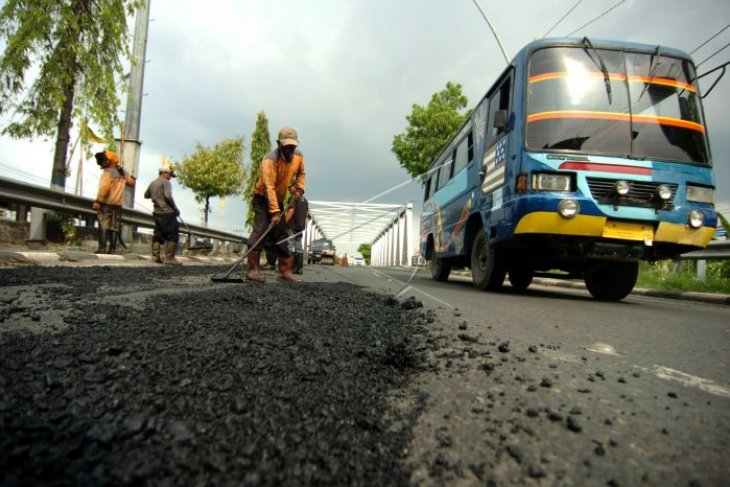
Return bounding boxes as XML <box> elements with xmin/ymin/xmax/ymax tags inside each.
<box><xmin>210</xmin><ymin>200</ymin><xmax>293</xmax><ymax>283</ymax></box>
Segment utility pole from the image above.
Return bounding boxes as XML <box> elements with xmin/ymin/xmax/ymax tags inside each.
<box><xmin>119</xmin><ymin>0</ymin><xmax>151</xmax><ymax>244</ymax></box>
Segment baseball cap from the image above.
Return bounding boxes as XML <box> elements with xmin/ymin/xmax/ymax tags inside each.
<box><xmin>159</xmin><ymin>166</ymin><xmax>177</xmax><ymax>177</ymax></box>
<box><xmin>277</xmin><ymin>127</ymin><xmax>299</xmax><ymax>146</ymax></box>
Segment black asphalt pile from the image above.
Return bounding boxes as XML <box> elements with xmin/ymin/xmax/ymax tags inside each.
<box><xmin>0</xmin><ymin>266</ymin><xmax>430</xmax><ymax>486</ymax></box>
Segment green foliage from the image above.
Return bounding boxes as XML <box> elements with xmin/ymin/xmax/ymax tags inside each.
<box><xmin>391</xmin><ymin>81</ymin><xmax>470</xmax><ymax>180</ymax></box>
<box><xmin>56</xmin><ymin>212</ymin><xmax>77</xmax><ymax>246</ymax></box>
<box><xmin>357</xmin><ymin>243</ymin><xmax>372</xmax><ymax>265</ymax></box>
<box><xmin>0</xmin><ymin>0</ymin><xmax>143</xmax><ymax>187</ymax></box>
<box><xmin>244</xmin><ymin>111</ymin><xmax>272</xmax><ymax>228</ymax></box>
<box><xmin>176</xmin><ymin>137</ymin><xmax>247</xmax><ymax>223</ymax></box>
<box><xmin>637</xmin><ymin>261</ymin><xmax>730</xmax><ymax>294</ymax></box>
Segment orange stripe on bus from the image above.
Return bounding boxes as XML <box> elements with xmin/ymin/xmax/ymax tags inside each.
<box><xmin>527</xmin><ymin>111</ymin><xmax>705</xmax><ymax>133</ymax></box>
<box><xmin>528</xmin><ymin>71</ymin><xmax>696</xmax><ymax>92</ymax></box>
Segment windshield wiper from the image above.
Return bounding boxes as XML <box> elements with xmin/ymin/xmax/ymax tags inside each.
<box><xmin>582</xmin><ymin>36</ymin><xmax>612</xmax><ymax>104</ymax></box>
<box><xmin>638</xmin><ymin>45</ymin><xmax>661</xmax><ymax>102</ymax></box>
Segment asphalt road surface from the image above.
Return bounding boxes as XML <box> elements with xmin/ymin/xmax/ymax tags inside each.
<box><xmin>1</xmin><ymin>262</ymin><xmax>728</xmax><ymax>486</ymax></box>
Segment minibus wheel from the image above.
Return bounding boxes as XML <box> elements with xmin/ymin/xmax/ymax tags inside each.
<box><xmin>508</xmin><ymin>264</ymin><xmax>533</xmax><ymax>291</ymax></box>
<box><xmin>584</xmin><ymin>261</ymin><xmax>638</xmax><ymax>301</ymax></box>
<box><xmin>470</xmin><ymin>232</ymin><xmax>506</xmax><ymax>291</ymax></box>
<box><xmin>430</xmin><ymin>257</ymin><xmax>451</xmax><ymax>281</ymax></box>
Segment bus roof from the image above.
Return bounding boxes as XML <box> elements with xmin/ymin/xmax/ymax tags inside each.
<box><xmin>516</xmin><ymin>37</ymin><xmax>693</xmax><ymax>63</ymax></box>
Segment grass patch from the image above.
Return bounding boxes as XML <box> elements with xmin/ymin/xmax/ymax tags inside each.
<box><xmin>637</xmin><ymin>260</ymin><xmax>730</xmax><ymax>294</ymax></box>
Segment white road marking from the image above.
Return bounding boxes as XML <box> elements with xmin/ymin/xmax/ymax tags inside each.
<box><xmin>653</xmin><ymin>365</ymin><xmax>730</xmax><ymax>399</ymax></box>
<box><xmin>372</xmin><ymin>269</ymin><xmax>454</xmax><ymax>308</ymax></box>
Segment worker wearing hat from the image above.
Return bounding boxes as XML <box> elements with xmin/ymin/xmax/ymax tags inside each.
<box><xmin>92</xmin><ymin>151</ymin><xmax>136</xmax><ymax>254</ymax></box>
<box><xmin>143</xmin><ymin>166</ymin><xmax>182</xmax><ymax>265</ymax></box>
<box><xmin>246</xmin><ymin>126</ymin><xmax>306</xmax><ymax>282</ymax></box>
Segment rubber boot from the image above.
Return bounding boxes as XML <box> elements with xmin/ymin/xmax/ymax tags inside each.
<box><xmin>94</xmin><ymin>229</ymin><xmax>108</xmax><ymax>254</ymax></box>
<box><xmin>164</xmin><ymin>241</ymin><xmax>182</xmax><ymax>265</ymax></box>
<box><xmin>108</xmin><ymin>231</ymin><xmax>118</xmax><ymax>255</ymax></box>
<box><xmin>293</xmin><ymin>253</ymin><xmax>304</xmax><ymax>275</ymax></box>
<box><xmin>151</xmin><ymin>241</ymin><xmax>163</xmax><ymax>264</ymax></box>
<box><xmin>277</xmin><ymin>256</ymin><xmax>302</xmax><ymax>283</ymax></box>
<box><xmin>245</xmin><ymin>250</ymin><xmax>265</xmax><ymax>282</ymax></box>
<box><xmin>262</xmin><ymin>248</ymin><xmax>277</xmax><ymax>271</ymax></box>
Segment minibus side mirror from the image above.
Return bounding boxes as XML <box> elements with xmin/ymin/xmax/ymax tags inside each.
<box><xmin>494</xmin><ymin>110</ymin><xmax>508</xmax><ymax>131</ymax></box>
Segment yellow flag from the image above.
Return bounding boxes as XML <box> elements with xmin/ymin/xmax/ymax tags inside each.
<box><xmin>220</xmin><ymin>197</ymin><xmax>226</xmax><ymax>209</ymax></box>
<box><xmin>81</xmin><ymin>119</ymin><xmax>107</xmax><ymax>144</ymax></box>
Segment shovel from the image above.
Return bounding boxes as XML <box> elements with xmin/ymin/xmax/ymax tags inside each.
<box><xmin>179</xmin><ymin>216</ymin><xmax>214</xmax><ymax>251</ymax></box>
<box><xmin>211</xmin><ymin>200</ymin><xmax>293</xmax><ymax>283</ymax></box>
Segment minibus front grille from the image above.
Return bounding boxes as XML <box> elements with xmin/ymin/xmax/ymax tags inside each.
<box><xmin>586</xmin><ymin>178</ymin><xmax>678</xmax><ymax>209</ymax></box>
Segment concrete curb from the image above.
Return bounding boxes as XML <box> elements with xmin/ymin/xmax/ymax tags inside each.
<box><xmin>0</xmin><ymin>250</ymin><xmax>240</xmax><ymax>266</ymax></box>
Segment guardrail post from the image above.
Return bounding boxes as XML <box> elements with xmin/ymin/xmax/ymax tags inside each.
<box><xmin>16</xmin><ymin>205</ymin><xmax>28</xmax><ymax>222</ymax></box>
<box><xmin>29</xmin><ymin>207</ymin><xmax>46</xmax><ymax>242</ymax></box>
<box><xmin>696</xmin><ymin>260</ymin><xmax>707</xmax><ymax>280</ymax></box>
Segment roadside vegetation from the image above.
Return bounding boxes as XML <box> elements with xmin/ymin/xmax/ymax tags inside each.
<box><xmin>637</xmin><ymin>260</ymin><xmax>730</xmax><ymax>294</ymax></box>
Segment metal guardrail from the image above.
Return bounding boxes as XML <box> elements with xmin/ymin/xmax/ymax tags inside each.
<box><xmin>680</xmin><ymin>240</ymin><xmax>730</xmax><ymax>260</ymax></box>
<box><xmin>0</xmin><ymin>175</ymin><xmax>247</xmax><ymax>244</ymax></box>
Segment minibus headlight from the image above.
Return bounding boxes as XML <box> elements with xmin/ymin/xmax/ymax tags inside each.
<box><xmin>688</xmin><ymin>209</ymin><xmax>705</xmax><ymax>228</ymax></box>
<box><xmin>614</xmin><ymin>180</ymin><xmax>631</xmax><ymax>196</ymax></box>
<box><xmin>686</xmin><ymin>185</ymin><xmax>714</xmax><ymax>204</ymax></box>
<box><xmin>656</xmin><ymin>184</ymin><xmax>672</xmax><ymax>201</ymax></box>
<box><xmin>558</xmin><ymin>199</ymin><xmax>580</xmax><ymax>219</ymax></box>
<box><xmin>532</xmin><ymin>173</ymin><xmax>571</xmax><ymax>191</ymax></box>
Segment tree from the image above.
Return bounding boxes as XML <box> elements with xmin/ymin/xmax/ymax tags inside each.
<box><xmin>357</xmin><ymin>243</ymin><xmax>372</xmax><ymax>265</ymax></box>
<box><xmin>0</xmin><ymin>0</ymin><xmax>143</xmax><ymax>189</ymax></box>
<box><xmin>391</xmin><ymin>81</ymin><xmax>470</xmax><ymax>180</ymax></box>
<box><xmin>243</xmin><ymin>111</ymin><xmax>272</xmax><ymax>228</ymax></box>
<box><xmin>176</xmin><ymin>137</ymin><xmax>246</xmax><ymax>224</ymax></box>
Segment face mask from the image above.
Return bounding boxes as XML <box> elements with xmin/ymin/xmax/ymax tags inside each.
<box><xmin>280</xmin><ymin>145</ymin><xmax>296</xmax><ymax>162</ymax></box>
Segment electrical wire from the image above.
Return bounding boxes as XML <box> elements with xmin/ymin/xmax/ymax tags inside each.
<box><xmin>543</xmin><ymin>0</ymin><xmax>584</xmax><ymax>38</ymax></box>
<box><xmin>565</xmin><ymin>0</ymin><xmax>626</xmax><ymax>37</ymax></box>
<box><xmin>691</xmin><ymin>24</ymin><xmax>729</xmax><ymax>54</ymax></box>
<box><xmin>696</xmin><ymin>42</ymin><xmax>730</xmax><ymax>68</ymax></box>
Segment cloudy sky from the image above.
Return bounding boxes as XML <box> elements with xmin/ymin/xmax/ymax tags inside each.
<box><xmin>1</xmin><ymin>0</ymin><xmax>729</xmax><ymax>253</ymax></box>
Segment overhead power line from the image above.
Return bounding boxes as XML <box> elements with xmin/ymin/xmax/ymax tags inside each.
<box><xmin>691</xmin><ymin>24</ymin><xmax>730</xmax><ymax>54</ymax></box>
<box><xmin>565</xmin><ymin>0</ymin><xmax>626</xmax><ymax>37</ymax></box>
<box><xmin>543</xmin><ymin>0</ymin><xmax>584</xmax><ymax>38</ymax></box>
<box><xmin>696</xmin><ymin>42</ymin><xmax>730</xmax><ymax>68</ymax></box>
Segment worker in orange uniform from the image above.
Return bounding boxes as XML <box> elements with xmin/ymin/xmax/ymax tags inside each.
<box><xmin>246</xmin><ymin>127</ymin><xmax>306</xmax><ymax>282</ymax></box>
<box><xmin>92</xmin><ymin>151</ymin><xmax>136</xmax><ymax>254</ymax></box>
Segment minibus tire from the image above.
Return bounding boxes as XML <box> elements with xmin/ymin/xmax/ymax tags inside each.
<box><xmin>470</xmin><ymin>232</ymin><xmax>506</xmax><ymax>291</ymax></box>
<box><xmin>508</xmin><ymin>265</ymin><xmax>533</xmax><ymax>291</ymax></box>
<box><xmin>584</xmin><ymin>261</ymin><xmax>638</xmax><ymax>301</ymax></box>
<box><xmin>430</xmin><ymin>257</ymin><xmax>451</xmax><ymax>281</ymax></box>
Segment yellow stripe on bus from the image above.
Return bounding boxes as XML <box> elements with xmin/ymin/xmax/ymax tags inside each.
<box><xmin>527</xmin><ymin>110</ymin><xmax>705</xmax><ymax>133</ymax></box>
<box><xmin>528</xmin><ymin>71</ymin><xmax>696</xmax><ymax>93</ymax></box>
<box><xmin>514</xmin><ymin>212</ymin><xmax>606</xmax><ymax>236</ymax></box>
<box><xmin>655</xmin><ymin>222</ymin><xmax>715</xmax><ymax>247</ymax></box>
<box><xmin>515</xmin><ymin>212</ymin><xmax>715</xmax><ymax>248</ymax></box>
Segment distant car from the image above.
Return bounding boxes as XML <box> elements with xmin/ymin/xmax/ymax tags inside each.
<box><xmin>308</xmin><ymin>239</ymin><xmax>336</xmax><ymax>265</ymax></box>
<box><xmin>352</xmin><ymin>256</ymin><xmax>365</xmax><ymax>266</ymax></box>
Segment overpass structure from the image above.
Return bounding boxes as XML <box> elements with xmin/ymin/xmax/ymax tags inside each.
<box><xmin>305</xmin><ymin>201</ymin><xmax>414</xmax><ymax>267</ymax></box>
